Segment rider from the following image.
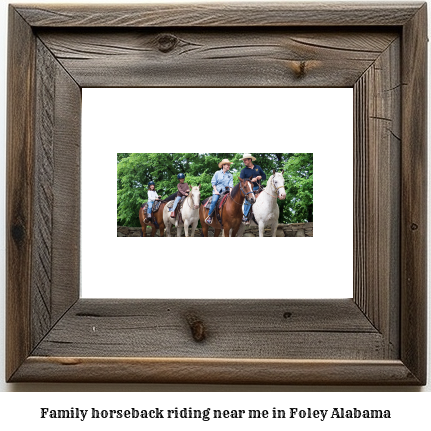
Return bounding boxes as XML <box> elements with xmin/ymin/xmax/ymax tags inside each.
<box><xmin>239</xmin><ymin>153</ymin><xmax>266</xmax><ymax>224</ymax></box>
<box><xmin>145</xmin><ymin>181</ymin><xmax>161</xmax><ymax>223</ymax></box>
<box><xmin>168</xmin><ymin>173</ymin><xmax>190</xmax><ymax>218</ymax></box>
<box><xmin>205</xmin><ymin>159</ymin><xmax>233</xmax><ymax>225</ymax></box>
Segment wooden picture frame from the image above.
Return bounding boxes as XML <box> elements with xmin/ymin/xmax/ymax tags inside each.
<box><xmin>6</xmin><ymin>2</ymin><xmax>427</xmax><ymax>384</ymax></box>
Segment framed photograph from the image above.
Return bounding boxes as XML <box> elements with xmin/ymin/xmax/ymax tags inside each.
<box><xmin>6</xmin><ymin>2</ymin><xmax>427</xmax><ymax>384</ymax></box>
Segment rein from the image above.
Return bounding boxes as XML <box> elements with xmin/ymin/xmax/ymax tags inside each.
<box><xmin>186</xmin><ymin>190</ymin><xmax>199</xmax><ymax>210</ymax></box>
<box><xmin>229</xmin><ymin>181</ymin><xmax>254</xmax><ymax>206</ymax></box>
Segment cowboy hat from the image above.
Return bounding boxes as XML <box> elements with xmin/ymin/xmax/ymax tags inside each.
<box><xmin>218</xmin><ymin>159</ymin><xmax>233</xmax><ymax>169</ymax></box>
<box><xmin>240</xmin><ymin>153</ymin><xmax>256</xmax><ymax>161</ymax></box>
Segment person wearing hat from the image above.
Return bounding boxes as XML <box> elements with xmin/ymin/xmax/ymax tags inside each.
<box><xmin>168</xmin><ymin>173</ymin><xmax>190</xmax><ymax>218</ymax></box>
<box><xmin>205</xmin><ymin>159</ymin><xmax>234</xmax><ymax>225</ymax></box>
<box><xmin>239</xmin><ymin>153</ymin><xmax>266</xmax><ymax>224</ymax></box>
<box><xmin>145</xmin><ymin>181</ymin><xmax>161</xmax><ymax>223</ymax></box>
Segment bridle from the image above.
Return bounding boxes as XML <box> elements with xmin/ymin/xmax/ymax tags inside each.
<box><xmin>187</xmin><ymin>188</ymin><xmax>200</xmax><ymax>209</ymax></box>
<box><xmin>260</xmin><ymin>174</ymin><xmax>285</xmax><ymax>199</ymax></box>
<box><xmin>229</xmin><ymin>180</ymin><xmax>255</xmax><ymax>205</ymax></box>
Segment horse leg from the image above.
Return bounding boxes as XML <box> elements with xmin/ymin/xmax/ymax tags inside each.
<box><xmin>151</xmin><ymin>226</ymin><xmax>156</xmax><ymax>237</ymax></box>
<box><xmin>214</xmin><ymin>229</ymin><xmax>221</xmax><ymax>237</ymax></box>
<box><xmin>159</xmin><ymin>224</ymin><xmax>165</xmax><ymax>237</ymax></box>
<box><xmin>258</xmin><ymin>221</ymin><xmax>265</xmax><ymax>237</ymax></box>
<box><xmin>232</xmin><ymin>225</ymin><xmax>241</xmax><ymax>237</ymax></box>
<box><xmin>201</xmin><ymin>211</ymin><xmax>209</xmax><ymax>237</ymax></box>
<box><xmin>271</xmin><ymin>221</ymin><xmax>278</xmax><ymax>237</ymax></box>
<box><xmin>201</xmin><ymin>223</ymin><xmax>209</xmax><ymax>237</ymax></box>
<box><xmin>191</xmin><ymin>220</ymin><xmax>198</xmax><ymax>237</ymax></box>
<box><xmin>184</xmin><ymin>220</ymin><xmax>190</xmax><ymax>237</ymax></box>
<box><xmin>200</xmin><ymin>207</ymin><xmax>209</xmax><ymax>237</ymax></box>
<box><xmin>236</xmin><ymin>223</ymin><xmax>245</xmax><ymax>237</ymax></box>
<box><xmin>177</xmin><ymin>225</ymin><xmax>183</xmax><ymax>237</ymax></box>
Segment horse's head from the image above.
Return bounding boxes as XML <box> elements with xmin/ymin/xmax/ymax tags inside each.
<box><xmin>272</xmin><ymin>169</ymin><xmax>286</xmax><ymax>200</ymax></box>
<box><xmin>190</xmin><ymin>185</ymin><xmax>201</xmax><ymax>209</ymax></box>
<box><xmin>239</xmin><ymin>177</ymin><xmax>256</xmax><ymax>203</ymax></box>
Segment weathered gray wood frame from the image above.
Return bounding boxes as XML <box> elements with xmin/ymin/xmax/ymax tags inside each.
<box><xmin>6</xmin><ymin>3</ymin><xmax>427</xmax><ymax>384</ymax></box>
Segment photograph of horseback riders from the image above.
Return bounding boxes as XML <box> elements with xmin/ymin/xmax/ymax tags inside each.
<box><xmin>117</xmin><ymin>153</ymin><xmax>313</xmax><ymax>238</ymax></box>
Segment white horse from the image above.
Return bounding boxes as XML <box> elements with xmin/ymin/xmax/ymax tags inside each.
<box><xmin>237</xmin><ymin>170</ymin><xmax>287</xmax><ymax>237</ymax></box>
<box><xmin>163</xmin><ymin>185</ymin><xmax>201</xmax><ymax>237</ymax></box>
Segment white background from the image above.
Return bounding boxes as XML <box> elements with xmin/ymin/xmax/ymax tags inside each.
<box><xmin>82</xmin><ymin>87</ymin><xmax>353</xmax><ymax>299</ymax></box>
<box><xmin>0</xmin><ymin>0</ymin><xmax>429</xmax><ymax>421</ymax></box>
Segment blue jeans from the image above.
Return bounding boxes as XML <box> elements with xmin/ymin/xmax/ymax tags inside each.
<box><xmin>243</xmin><ymin>186</ymin><xmax>259</xmax><ymax>216</ymax></box>
<box><xmin>169</xmin><ymin>196</ymin><xmax>182</xmax><ymax>212</ymax></box>
<box><xmin>208</xmin><ymin>194</ymin><xmax>220</xmax><ymax>217</ymax></box>
<box><xmin>147</xmin><ymin>201</ymin><xmax>154</xmax><ymax>217</ymax></box>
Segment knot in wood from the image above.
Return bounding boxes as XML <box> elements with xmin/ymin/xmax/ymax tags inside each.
<box><xmin>186</xmin><ymin>314</ymin><xmax>206</xmax><ymax>342</ymax></box>
<box><xmin>292</xmin><ymin>61</ymin><xmax>307</xmax><ymax>79</ymax></box>
<box><xmin>157</xmin><ymin>34</ymin><xmax>178</xmax><ymax>53</ymax></box>
<box><xmin>283</xmin><ymin>311</ymin><xmax>292</xmax><ymax>319</ymax></box>
<box><xmin>411</xmin><ymin>223</ymin><xmax>419</xmax><ymax>230</ymax></box>
<box><xmin>11</xmin><ymin>222</ymin><xmax>25</xmax><ymax>246</ymax></box>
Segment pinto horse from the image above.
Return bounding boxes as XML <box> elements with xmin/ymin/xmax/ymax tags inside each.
<box><xmin>138</xmin><ymin>192</ymin><xmax>177</xmax><ymax>237</ymax></box>
<box><xmin>163</xmin><ymin>185</ymin><xmax>201</xmax><ymax>237</ymax></box>
<box><xmin>199</xmin><ymin>178</ymin><xmax>255</xmax><ymax>237</ymax></box>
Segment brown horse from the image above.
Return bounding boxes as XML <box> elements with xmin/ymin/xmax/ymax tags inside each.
<box><xmin>139</xmin><ymin>201</ymin><xmax>169</xmax><ymax>237</ymax></box>
<box><xmin>199</xmin><ymin>178</ymin><xmax>256</xmax><ymax>237</ymax></box>
<box><xmin>139</xmin><ymin>192</ymin><xmax>178</xmax><ymax>237</ymax></box>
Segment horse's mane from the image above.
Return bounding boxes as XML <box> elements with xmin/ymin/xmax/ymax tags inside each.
<box><xmin>230</xmin><ymin>183</ymin><xmax>241</xmax><ymax>199</ymax></box>
<box><xmin>265</xmin><ymin>173</ymin><xmax>285</xmax><ymax>192</ymax></box>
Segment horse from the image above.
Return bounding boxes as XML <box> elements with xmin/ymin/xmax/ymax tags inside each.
<box><xmin>138</xmin><ymin>192</ymin><xmax>177</xmax><ymax>237</ymax></box>
<box><xmin>163</xmin><ymin>185</ymin><xmax>201</xmax><ymax>237</ymax></box>
<box><xmin>199</xmin><ymin>177</ymin><xmax>256</xmax><ymax>237</ymax></box>
<box><xmin>236</xmin><ymin>170</ymin><xmax>287</xmax><ymax>237</ymax></box>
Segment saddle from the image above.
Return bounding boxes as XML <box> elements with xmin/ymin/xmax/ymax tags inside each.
<box><xmin>153</xmin><ymin>200</ymin><xmax>162</xmax><ymax>213</ymax></box>
<box><xmin>141</xmin><ymin>200</ymin><xmax>162</xmax><ymax>214</ymax></box>
<box><xmin>202</xmin><ymin>190</ymin><xmax>230</xmax><ymax>227</ymax></box>
<box><xmin>141</xmin><ymin>201</ymin><xmax>160</xmax><ymax>228</ymax></box>
<box><xmin>166</xmin><ymin>196</ymin><xmax>186</xmax><ymax>225</ymax></box>
<box><xmin>202</xmin><ymin>190</ymin><xmax>229</xmax><ymax>210</ymax></box>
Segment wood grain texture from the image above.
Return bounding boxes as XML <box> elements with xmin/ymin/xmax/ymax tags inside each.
<box><xmin>31</xmin><ymin>39</ymin><xmax>81</xmax><ymax>351</ymax></box>
<box><xmin>15</xmin><ymin>2</ymin><xmax>423</xmax><ymax>27</ymax></box>
<box><xmin>32</xmin><ymin>299</ymin><xmax>384</xmax><ymax>360</ymax></box>
<box><xmin>37</xmin><ymin>29</ymin><xmax>398</xmax><ymax>88</ymax></box>
<box><xmin>12</xmin><ymin>358</ymin><xmax>420</xmax><ymax>385</ymax></box>
<box><xmin>50</xmin><ymin>51</ymin><xmax>81</xmax><ymax>324</ymax></box>
<box><xmin>32</xmin><ymin>40</ymin><xmax>56</xmax><ymax>347</ymax></box>
<box><xmin>6</xmin><ymin>7</ymin><xmax>36</xmax><ymax>381</ymax></box>
<box><xmin>353</xmin><ymin>38</ymin><xmax>401</xmax><ymax>359</ymax></box>
<box><xmin>400</xmin><ymin>3</ymin><xmax>427</xmax><ymax>384</ymax></box>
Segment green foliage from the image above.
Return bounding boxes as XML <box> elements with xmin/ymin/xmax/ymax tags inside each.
<box><xmin>117</xmin><ymin>153</ymin><xmax>313</xmax><ymax>227</ymax></box>
<box><xmin>282</xmin><ymin>153</ymin><xmax>313</xmax><ymax>223</ymax></box>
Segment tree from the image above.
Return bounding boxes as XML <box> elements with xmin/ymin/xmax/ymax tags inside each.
<box><xmin>282</xmin><ymin>153</ymin><xmax>313</xmax><ymax>223</ymax></box>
